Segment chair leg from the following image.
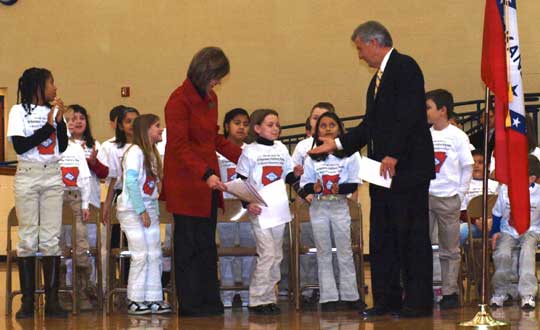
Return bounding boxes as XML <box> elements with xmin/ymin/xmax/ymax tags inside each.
<box><xmin>6</xmin><ymin>256</ymin><xmax>12</xmax><ymax>316</ymax></box>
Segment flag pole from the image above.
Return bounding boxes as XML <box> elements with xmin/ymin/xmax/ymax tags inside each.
<box><xmin>457</xmin><ymin>87</ymin><xmax>509</xmax><ymax>330</ymax></box>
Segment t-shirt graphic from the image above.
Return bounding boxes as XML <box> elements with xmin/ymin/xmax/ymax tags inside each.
<box><xmin>38</xmin><ymin>132</ymin><xmax>56</xmax><ymax>155</ymax></box>
<box><xmin>226</xmin><ymin>167</ymin><xmax>237</xmax><ymax>182</ymax></box>
<box><xmin>434</xmin><ymin>151</ymin><xmax>447</xmax><ymax>173</ymax></box>
<box><xmin>143</xmin><ymin>175</ymin><xmax>157</xmax><ymax>195</ymax></box>
<box><xmin>61</xmin><ymin>167</ymin><xmax>79</xmax><ymax>187</ymax></box>
<box><xmin>262</xmin><ymin>166</ymin><xmax>282</xmax><ymax>186</ymax></box>
<box><xmin>322</xmin><ymin>174</ymin><xmax>340</xmax><ymax>195</ymax></box>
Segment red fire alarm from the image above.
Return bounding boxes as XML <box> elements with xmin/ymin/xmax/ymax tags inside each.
<box><xmin>121</xmin><ymin>87</ymin><xmax>130</xmax><ymax>97</ymax></box>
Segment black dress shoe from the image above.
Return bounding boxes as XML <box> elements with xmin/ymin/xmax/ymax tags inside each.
<box><xmin>361</xmin><ymin>306</ymin><xmax>389</xmax><ymax>317</ymax></box>
<box><xmin>320</xmin><ymin>301</ymin><xmax>338</xmax><ymax>312</ymax></box>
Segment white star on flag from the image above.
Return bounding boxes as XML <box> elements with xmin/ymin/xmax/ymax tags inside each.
<box><xmin>512</xmin><ymin>116</ymin><xmax>521</xmax><ymax>127</ymax></box>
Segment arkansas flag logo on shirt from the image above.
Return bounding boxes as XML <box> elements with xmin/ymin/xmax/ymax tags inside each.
<box><xmin>434</xmin><ymin>152</ymin><xmax>447</xmax><ymax>174</ymax></box>
<box><xmin>61</xmin><ymin>167</ymin><xmax>79</xmax><ymax>187</ymax></box>
<box><xmin>322</xmin><ymin>174</ymin><xmax>339</xmax><ymax>195</ymax></box>
<box><xmin>262</xmin><ymin>166</ymin><xmax>283</xmax><ymax>186</ymax></box>
<box><xmin>226</xmin><ymin>167</ymin><xmax>237</xmax><ymax>182</ymax></box>
<box><xmin>38</xmin><ymin>132</ymin><xmax>56</xmax><ymax>155</ymax></box>
<box><xmin>143</xmin><ymin>175</ymin><xmax>157</xmax><ymax>195</ymax></box>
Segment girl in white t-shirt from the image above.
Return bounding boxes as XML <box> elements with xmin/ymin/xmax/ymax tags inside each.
<box><xmin>216</xmin><ymin>108</ymin><xmax>254</xmax><ymax>308</ymax></box>
<box><xmin>236</xmin><ymin>109</ymin><xmax>302</xmax><ymax>315</ymax></box>
<box><xmin>7</xmin><ymin>67</ymin><xmax>69</xmax><ymax>318</ymax></box>
<box><xmin>116</xmin><ymin>114</ymin><xmax>171</xmax><ymax>315</ymax></box>
<box><xmin>300</xmin><ymin>111</ymin><xmax>363</xmax><ymax>311</ymax></box>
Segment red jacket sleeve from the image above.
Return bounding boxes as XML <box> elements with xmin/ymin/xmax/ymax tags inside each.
<box><xmin>87</xmin><ymin>158</ymin><xmax>109</xmax><ymax>179</ymax></box>
<box><xmin>215</xmin><ymin>130</ymin><xmax>242</xmax><ymax>164</ymax></box>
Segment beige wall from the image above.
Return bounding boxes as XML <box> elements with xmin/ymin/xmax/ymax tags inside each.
<box><xmin>2</xmin><ymin>1</ymin><xmax>540</xmax><ymax>160</ymax></box>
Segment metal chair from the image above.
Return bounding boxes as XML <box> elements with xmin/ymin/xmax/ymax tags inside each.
<box><xmin>292</xmin><ymin>197</ymin><xmax>365</xmax><ymax>310</ymax></box>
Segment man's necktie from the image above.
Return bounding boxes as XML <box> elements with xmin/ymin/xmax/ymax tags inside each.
<box><xmin>374</xmin><ymin>69</ymin><xmax>383</xmax><ymax>97</ymax></box>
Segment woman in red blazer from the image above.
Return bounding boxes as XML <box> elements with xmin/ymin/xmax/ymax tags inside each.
<box><xmin>163</xmin><ymin>47</ymin><xmax>242</xmax><ymax>317</ymax></box>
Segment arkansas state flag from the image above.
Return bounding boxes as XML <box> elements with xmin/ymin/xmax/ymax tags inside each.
<box><xmin>481</xmin><ymin>0</ymin><xmax>529</xmax><ymax>234</ymax></box>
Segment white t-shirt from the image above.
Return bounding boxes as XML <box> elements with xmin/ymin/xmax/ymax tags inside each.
<box><xmin>217</xmin><ymin>143</ymin><xmax>245</xmax><ymax>199</ymax></box>
<box><xmin>493</xmin><ymin>184</ymin><xmax>540</xmax><ymax>238</ymax></box>
<box><xmin>300</xmin><ymin>152</ymin><xmax>362</xmax><ymax>194</ymax></box>
<box><xmin>429</xmin><ymin>125</ymin><xmax>474</xmax><ymax>197</ymax></box>
<box><xmin>460</xmin><ymin>178</ymin><xmax>500</xmax><ymax>211</ymax></box>
<box><xmin>73</xmin><ymin>139</ymin><xmax>106</xmax><ymax>208</ymax></box>
<box><xmin>292</xmin><ymin>137</ymin><xmax>314</xmax><ymax>166</ymax></box>
<box><xmin>156</xmin><ymin>128</ymin><xmax>167</xmax><ymax>159</ymax></box>
<box><xmin>107</xmin><ymin>141</ymin><xmax>131</xmax><ymax>191</ymax></box>
<box><xmin>117</xmin><ymin>145</ymin><xmax>159</xmax><ymax>212</ymax></box>
<box><xmin>236</xmin><ymin>140</ymin><xmax>294</xmax><ymax>191</ymax></box>
<box><xmin>7</xmin><ymin>104</ymin><xmax>61</xmax><ymax>163</ymax></box>
<box><xmin>59</xmin><ymin>141</ymin><xmax>91</xmax><ymax>209</ymax></box>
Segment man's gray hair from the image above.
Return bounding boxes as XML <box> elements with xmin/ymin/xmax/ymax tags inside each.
<box><xmin>351</xmin><ymin>21</ymin><xmax>393</xmax><ymax>47</ymax></box>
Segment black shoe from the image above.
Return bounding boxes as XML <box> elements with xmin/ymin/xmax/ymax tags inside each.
<box><xmin>249</xmin><ymin>304</ymin><xmax>279</xmax><ymax>315</ymax></box>
<box><xmin>439</xmin><ymin>293</ymin><xmax>459</xmax><ymax>310</ymax></box>
<box><xmin>268</xmin><ymin>303</ymin><xmax>281</xmax><ymax>314</ymax></box>
<box><xmin>361</xmin><ymin>306</ymin><xmax>390</xmax><ymax>317</ymax></box>
<box><xmin>42</xmin><ymin>256</ymin><xmax>68</xmax><ymax>318</ymax></box>
<box><xmin>232</xmin><ymin>294</ymin><xmax>243</xmax><ymax>308</ymax></box>
<box><xmin>396</xmin><ymin>307</ymin><xmax>433</xmax><ymax>318</ymax></box>
<box><xmin>343</xmin><ymin>299</ymin><xmax>367</xmax><ymax>311</ymax></box>
<box><xmin>320</xmin><ymin>301</ymin><xmax>337</xmax><ymax>312</ymax></box>
<box><xmin>15</xmin><ymin>257</ymin><xmax>35</xmax><ymax>319</ymax></box>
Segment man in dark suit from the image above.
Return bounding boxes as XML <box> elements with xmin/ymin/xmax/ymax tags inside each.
<box><xmin>311</xmin><ymin>21</ymin><xmax>435</xmax><ymax>317</ymax></box>
<box><xmin>469</xmin><ymin>107</ymin><xmax>495</xmax><ymax>156</ymax></box>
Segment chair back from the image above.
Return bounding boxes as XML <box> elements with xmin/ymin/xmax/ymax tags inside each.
<box><xmin>466</xmin><ymin>194</ymin><xmax>498</xmax><ymax>220</ymax></box>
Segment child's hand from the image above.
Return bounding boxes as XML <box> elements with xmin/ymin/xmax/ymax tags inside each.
<box><xmin>87</xmin><ymin>146</ymin><xmax>98</xmax><ymax>166</ymax></box>
<box><xmin>101</xmin><ymin>205</ymin><xmax>109</xmax><ymax>224</ymax></box>
<box><xmin>491</xmin><ymin>232</ymin><xmax>501</xmax><ymax>250</ymax></box>
<box><xmin>304</xmin><ymin>194</ymin><xmax>313</xmax><ymax>204</ymax></box>
<box><xmin>141</xmin><ymin>211</ymin><xmax>151</xmax><ymax>228</ymax></box>
<box><xmin>313</xmin><ymin>181</ymin><xmax>322</xmax><ymax>193</ymax></box>
<box><xmin>247</xmin><ymin>203</ymin><xmax>262</xmax><ymax>216</ymax></box>
<box><xmin>50</xmin><ymin>97</ymin><xmax>65</xmax><ymax>123</ymax></box>
<box><xmin>293</xmin><ymin>165</ymin><xmax>304</xmax><ymax>177</ymax></box>
<box><xmin>331</xmin><ymin>182</ymin><xmax>339</xmax><ymax>194</ymax></box>
<box><xmin>82</xmin><ymin>208</ymin><xmax>90</xmax><ymax>222</ymax></box>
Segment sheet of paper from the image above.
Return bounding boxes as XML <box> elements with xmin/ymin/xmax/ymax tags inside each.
<box><xmin>257</xmin><ymin>179</ymin><xmax>292</xmax><ymax>229</ymax></box>
<box><xmin>358</xmin><ymin>156</ymin><xmax>392</xmax><ymax>189</ymax></box>
<box><xmin>224</xmin><ymin>179</ymin><xmax>267</xmax><ymax>207</ymax></box>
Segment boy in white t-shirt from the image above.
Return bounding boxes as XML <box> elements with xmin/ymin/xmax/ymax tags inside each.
<box><xmin>490</xmin><ymin>155</ymin><xmax>540</xmax><ymax>310</ymax></box>
<box><xmin>426</xmin><ymin>89</ymin><xmax>474</xmax><ymax>309</ymax></box>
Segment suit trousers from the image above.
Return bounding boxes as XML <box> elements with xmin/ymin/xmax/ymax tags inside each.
<box><xmin>369</xmin><ymin>184</ymin><xmax>433</xmax><ymax>311</ymax></box>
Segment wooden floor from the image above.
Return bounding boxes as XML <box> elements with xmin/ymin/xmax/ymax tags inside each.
<box><xmin>1</xmin><ymin>264</ymin><xmax>539</xmax><ymax>330</ymax></box>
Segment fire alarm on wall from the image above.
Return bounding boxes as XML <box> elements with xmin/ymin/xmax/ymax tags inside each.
<box><xmin>121</xmin><ymin>87</ymin><xmax>130</xmax><ymax>97</ymax></box>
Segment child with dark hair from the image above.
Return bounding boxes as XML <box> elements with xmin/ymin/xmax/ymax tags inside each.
<box><xmin>216</xmin><ymin>108</ymin><xmax>255</xmax><ymax>307</ymax></box>
<box><xmin>301</xmin><ymin>112</ymin><xmax>364</xmax><ymax>311</ymax></box>
<box><xmin>426</xmin><ymin>89</ymin><xmax>474</xmax><ymax>309</ymax></box>
<box><xmin>7</xmin><ymin>67</ymin><xmax>69</xmax><ymax>318</ymax></box>
<box><xmin>490</xmin><ymin>155</ymin><xmax>540</xmax><ymax>310</ymax></box>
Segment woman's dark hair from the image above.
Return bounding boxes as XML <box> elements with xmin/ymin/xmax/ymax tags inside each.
<box><xmin>187</xmin><ymin>47</ymin><xmax>230</xmax><ymax>95</ymax></box>
<box><xmin>114</xmin><ymin>106</ymin><xmax>140</xmax><ymax>148</ymax></box>
<box><xmin>246</xmin><ymin>109</ymin><xmax>279</xmax><ymax>143</ymax></box>
<box><xmin>310</xmin><ymin>112</ymin><xmax>346</xmax><ymax>161</ymax></box>
<box><xmin>17</xmin><ymin>67</ymin><xmax>53</xmax><ymax>115</ymax></box>
<box><xmin>68</xmin><ymin>104</ymin><xmax>95</xmax><ymax>149</ymax></box>
<box><xmin>526</xmin><ymin>114</ymin><xmax>538</xmax><ymax>153</ymax></box>
<box><xmin>223</xmin><ymin>108</ymin><xmax>249</xmax><ymax>138</ymax></box>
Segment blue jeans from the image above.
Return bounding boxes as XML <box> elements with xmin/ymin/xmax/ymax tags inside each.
<box><xmin>459</xmin><ymin>222</ymin><xmax>482</xmax><ymax>246</ymax></box>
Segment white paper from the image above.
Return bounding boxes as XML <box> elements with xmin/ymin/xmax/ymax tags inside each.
<box><xmin>224</xmin><ymin>179</ymin><xmax>268</xmax><ymax>207</ymax></box>
<box><xmin>257</xmin><ymin>179</ymin><xmax>292</xmax><ymax>229</ymax></box>
<box><xmin>358</xmin><ymin>156</ymin><xmax>392</xmax><ymax>188</ymax></box>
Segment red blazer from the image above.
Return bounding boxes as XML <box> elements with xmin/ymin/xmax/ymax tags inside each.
<box><xmin>162</xmin><ymin>78</ymin><xmax>242</xmax><ymax>217</ymax></box>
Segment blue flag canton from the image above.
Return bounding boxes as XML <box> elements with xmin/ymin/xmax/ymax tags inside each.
<box><xmin>509</xmin><ymin>110</ymin><xmax>526</xmax><ymax>134</ymax></box>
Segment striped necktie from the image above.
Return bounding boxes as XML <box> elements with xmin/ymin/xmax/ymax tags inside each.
<box><xmin>374</xmin><ymin>69</ymin><xmax>383</xmax><ymax>97</ymax></box>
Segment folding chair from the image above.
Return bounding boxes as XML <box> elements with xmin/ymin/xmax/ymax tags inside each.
<box><xmin>292</xmin><ymin>197</ymin><xmax>365</xmax><ymax>310</ymax></box>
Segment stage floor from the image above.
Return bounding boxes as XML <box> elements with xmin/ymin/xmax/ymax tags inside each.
<box><xmin>1</xmin><ymin>264</ymin><xmax>538</xmax><ymax>330</ymax></box>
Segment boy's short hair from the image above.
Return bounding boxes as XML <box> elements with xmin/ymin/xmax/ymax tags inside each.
<box><xmin>426</xmin><ymin>89</ymin><xmax>455</xmax><ymax>119</ymax></box>
<box><xmin>471</xmin><ymin>149</ymin><xmax>484</xmax><ymax>158</ymax></box>
<box><xmin>528</xmin><ymin>155</ymin><xmax>540</xmax><ymax>177</ymax></box>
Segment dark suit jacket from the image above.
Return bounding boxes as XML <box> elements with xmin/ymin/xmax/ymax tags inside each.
<box><xmin>341</xmin><ymin>50</ymin><xmax>435</xmax><ymax>192</ymax></box>
<box><xmin>469</xmin><ymin>128</ymin><xmax>495</xmax><ymax>157</ymax></box>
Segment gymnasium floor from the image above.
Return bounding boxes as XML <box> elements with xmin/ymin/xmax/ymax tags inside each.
<box><xmin>0</xmin><ymin>264</ymin><xmax>538</xmax><ymax>330</ymax></box>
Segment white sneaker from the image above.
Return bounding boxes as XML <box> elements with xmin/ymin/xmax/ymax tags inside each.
<box><xmin>148</xmin><ymin>301</ymin><xmax>172</xmax><ymax>314</ymax></box>
<box><xmin>128</xmin><ymin>301</ymin><xmax>152</xmax><ymax>315</ymax></box>
<box><xmin>521</xmin><ymin>295</ymin><xmax>536</xmax><ymax>310</ymax></box>
<box><xmin>490</xmin><ymin>294</ymin><xmax>509</xmax><ymax>308</ymax></box>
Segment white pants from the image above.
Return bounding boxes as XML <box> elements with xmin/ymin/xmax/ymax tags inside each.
<box><xmin>249</xmin><ymin>216</ymin><xmax>285</xmax><ymax>307</ymax></box>
<box><xmin>310</xmin><ymin>198</ymin><xmax>359</xmax><ymax>303</ymax></box>
<box><xmin>117</xmin><ymin>207</ymin><xmax>163</xmax><ymax>302</ymax></box>
<box><xmin>492</xmin><ymin>231</ymin><xmax>540</xmax><ymax>297</ymax></box>
<box><xmin>15</xmin><ymin>161</ymin><xmax>64</xmax><ymax>257</ymax></box>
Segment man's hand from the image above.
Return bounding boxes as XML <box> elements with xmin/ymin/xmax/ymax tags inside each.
<box><xmin>206</xmin><ymin>174</ymin><xmax>227</xmax><ymax>192</ymax></box>
<box><xmin>247</xmin><ymin>203</ymin><xmax>262</xmax><ymax>216</ymax></box>
<box><xmin>308</xmin><ymin>137</ymin><xmax>337</xmax><ymax>155</ymax></box>
<box><xmin>380</xmin><ymin>156</ymin><xmax>398</xmax><ymax>179</ymax></box>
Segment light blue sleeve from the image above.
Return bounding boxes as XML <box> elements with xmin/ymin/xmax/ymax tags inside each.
<box><xmin>125</xmin><ymin>169</ymin><xmax>146</xmax><ymax>214</ymax></box>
